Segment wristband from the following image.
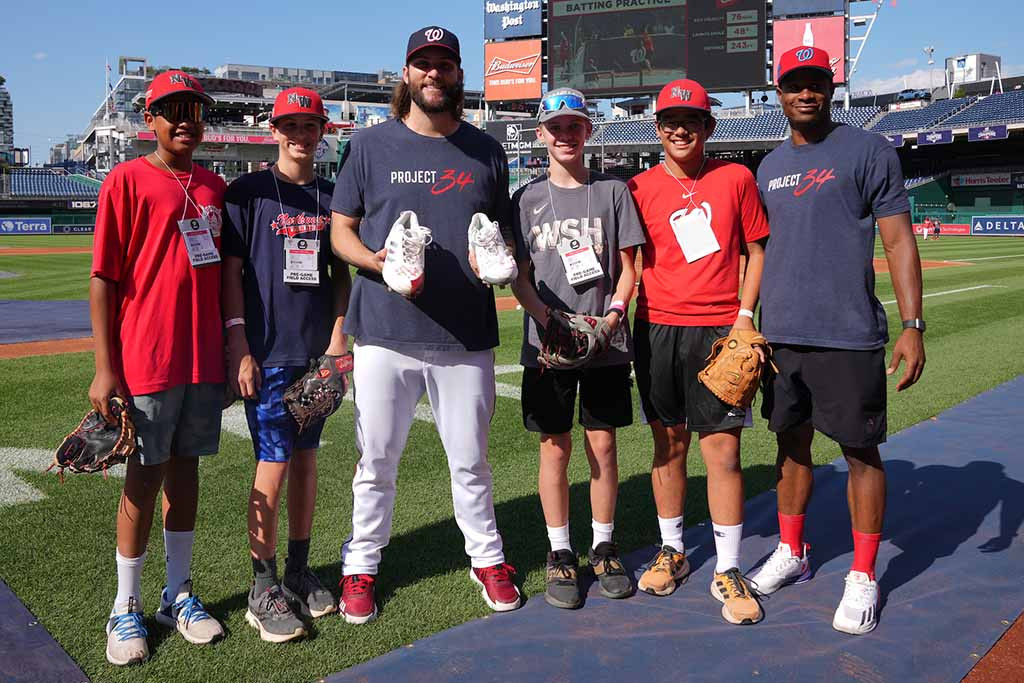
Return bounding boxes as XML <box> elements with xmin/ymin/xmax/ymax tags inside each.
<box><xmin>737</xmin><ymin>308</ymin><xmax>755</xmax><ymax>320</ymax></box>
<box><xmin>607</xmin><ymin>299</ymin><xmax>627</xmax><ymax>317</ymax></box>
<box><xmin>224</xmin><ymin>317</ymin><xmax>246</xmax><ymax>329</ymax></box>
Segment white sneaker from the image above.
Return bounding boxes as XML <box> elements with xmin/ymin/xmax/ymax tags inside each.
<box><xmin>155</xmin><ymin>579</ymin><xmax>224</xmax><ymax>645</ymax></box>
<box><xmin>106</xmin><ymin>597</ymin><xmax>149</xmax><ymax>666</ymax></box>
<box><xmin>382</xmin><ymin>211</ymin><xmax>432</xmax><ymax>297</ymax></box>
<box><xmin>750</xmin><ymin>542</ymin><xmax>812</xmax><ymax>595</ymax></box>
<box><xmin>468</xmin><ymin>213</ymin><xmax>517</xmax><ymax>286</ymax></box>
<box><xmin>832</xmin><ymin>570</ymin><xmax>879</xmax><ymax>635</ymax></box>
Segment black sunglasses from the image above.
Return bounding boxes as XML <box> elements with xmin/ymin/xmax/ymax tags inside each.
<box><xmin>150</xmin><ymin>101</ymin><xmax>206</xmax><ymax>123</ymax></box>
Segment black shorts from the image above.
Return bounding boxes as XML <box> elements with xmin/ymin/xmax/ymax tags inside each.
<box><xmin>633</xmin><ymin>320</ymin><xmax>747</xmax><ymax>433</ymax></box>
<box><xmin>521</xmin><ymin>364</ymin><xmax>634</xmax><ymax>434</ymax></box>
<box><xmin>761</xmin><ymin>345</ymin><xmax>887</xmax><ymax>448</ymax></box>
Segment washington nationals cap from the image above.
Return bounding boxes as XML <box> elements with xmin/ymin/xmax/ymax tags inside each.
<box><xmin>777</xmin><ymin>46</ymin><xmax>834</xmax><ymax>84</ymax></box>
<box><xmin>145</xmin><ymin>70</ymin><xmax>214</xmax><ymax>110</ymax></box>
<box><xmin>406</xmin><ymin>26</ymin><xmax>461</xmax><ymax>64</ymax></box>
<box><xmin>655</xmin><ymin>79</ymin><xmax>712</xmax><ymax>115</ymax></box>
<box><xmin>270</xmin><ymin>87</ymin><xmax>328</xmax><ymax>124</ymax></box>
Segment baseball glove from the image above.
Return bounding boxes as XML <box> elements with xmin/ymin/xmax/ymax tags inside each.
<box><xmin>697</xmin><ymin>329</ymin><xmax>776</xmax><ymax>408</ymax></box>
<box><xmin>283</xmin><ymin>353</ymin><xmax>354</xmax><ymax>434</ymax></box>
<box><xmin>50</xmin><ymin>396</ymin><xmax>137</xmax><ymax>479</ymax></box>
<box><xmin>537</xmin><ymin>309</ymin><xmax>600</xmax><ymax>370</ymax></box>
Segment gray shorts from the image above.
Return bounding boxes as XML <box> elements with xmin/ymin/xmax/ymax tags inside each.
<box><xmin>129</xmin><ymin>383</ymin><xmax>224</xmax><ymax>466</ymax></box>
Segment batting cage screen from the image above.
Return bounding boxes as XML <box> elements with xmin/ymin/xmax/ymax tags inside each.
<box><xmin>547</xmin><ymin>0</ymin><xmax>768</xmax><ymax>96</ymax></box>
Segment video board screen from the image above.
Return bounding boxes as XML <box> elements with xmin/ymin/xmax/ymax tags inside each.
<box><xmin>772</xmin><ymin>0</ymin><xmax>844</xmax><ymax>18</ymax></box>
<box><xmin>547</xmin><ymin>0</ymin><xmax>767</xmax><ymax>95</ymax></box>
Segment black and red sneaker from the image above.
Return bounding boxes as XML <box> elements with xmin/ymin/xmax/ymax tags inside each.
<box><xmin>470</xmin><ymin>563</ymin><xmax>522</xmax><ymax>612</ymax></box>
<box><xmin>338</xmin><ymin>574</ymin><xmax>378</xmax><ymax>624</ymax></box>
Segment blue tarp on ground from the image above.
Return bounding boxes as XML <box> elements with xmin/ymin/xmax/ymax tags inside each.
<box><xmin>0</xmin><ymin>300</ymin><xmax>90</xmax><ymax>344</ymax></box>
<box><xmin>327</xmin><ymin>376</ymin><xmax>1024</xmax><ymax>683</ymax></box>
<box><xmin>0</xmin><ymin>581</ymin><xmax>87</xmax><ymax>683</ymax></box>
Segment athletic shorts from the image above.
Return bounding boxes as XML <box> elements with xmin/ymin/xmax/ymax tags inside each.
<box><xmin>129</xmin><ymin>383</ymin><xmax>224</xmax><ymax>466</ymax></box>
<box><xmin>761</xmin><ymin>345</ymin><xmax>887</xmax><ymax>448</ymax></box>
<box><xmin>244</xmin><ymin>365</ymin><xmax>325</xmax><ymax>463</ymax></box>
<box><xmin>521</xmin><ymin>363</ymin><xmax>633</xmax><ymax>434</ymax></box>
<box><xmin>633</xmin><ymin>320</ymin><xmax>747</xmax><ymax>433</ymax></box>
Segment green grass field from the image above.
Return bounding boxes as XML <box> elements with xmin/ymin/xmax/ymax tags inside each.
<box><xmin>0</xmin><ymin>235</ymin><xmax>1022</xmax><ymax>682</ymax></box>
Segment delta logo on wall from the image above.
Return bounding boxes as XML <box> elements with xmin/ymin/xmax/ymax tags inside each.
<box><xmin>773</xmin><ymin>16</ymin><xmax>846</xmax><ymax>83</ymax></box>
<box><xmin>484</xmin><ymin>39</ymin><xmax>543</xmax><ymax>101</ymax></box>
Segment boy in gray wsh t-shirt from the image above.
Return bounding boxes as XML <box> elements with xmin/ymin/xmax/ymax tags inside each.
<box><xmin>510</xmin><ymin>88</ymin><xmax>645</xmax><ymax>610</ymax></box>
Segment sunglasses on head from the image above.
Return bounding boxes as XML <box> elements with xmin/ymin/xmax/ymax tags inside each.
<box><xmin>541</xmin><ymin>92</ymin><xmax>586</xmax><ymax>113</ymax></box>
<box><xmin>150</xmin><ymin>100</ymin><xmax>206</xmax><ymax>123</ymax></box>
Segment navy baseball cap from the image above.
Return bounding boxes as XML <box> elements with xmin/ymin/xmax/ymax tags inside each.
<box><xmin>406</xmin><ymin>26</ymin><xmax>461</xmax><ymax>64</ymax></box>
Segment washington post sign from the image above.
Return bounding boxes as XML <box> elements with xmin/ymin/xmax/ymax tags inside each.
<box><xmin>484</xmin><ymin>1</ymin><xmax>543</xmax><ymax>39</ymax></box>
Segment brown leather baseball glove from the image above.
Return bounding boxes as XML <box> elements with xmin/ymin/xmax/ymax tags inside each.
<box><xmin>698</xmin><ymin>329</ymin><xmax>775</xmax><ymax>408</ymax></box>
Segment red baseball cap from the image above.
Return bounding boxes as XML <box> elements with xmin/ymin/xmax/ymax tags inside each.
<box><xmin>145</xmin><ymin>70</ymin><xmax>213</xmax><ymax>110</ymax></box>
<box><xmin>270</xmin><ymin>87</ymin><xmax>328</xmax><ymax>124</ymax></box>
<box><xmin>776</xmin><ymin>46</ymin><xmax>834</xmax><ymax>84</ymax></box>
<box><xmin>655</xmin><ymin>79</ymin><xmax>712</xmax><ymax>114</ymax></box>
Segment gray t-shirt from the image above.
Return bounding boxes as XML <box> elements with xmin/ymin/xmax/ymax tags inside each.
<box><xmin>330</xmin><ymin>119</ymin><xmax>512</xmax><ymax>352</ymax></box>
<box><xmin>512</xmin><ymin>172</ymin><xmax>646</xmax><ymax>368</ymax></box>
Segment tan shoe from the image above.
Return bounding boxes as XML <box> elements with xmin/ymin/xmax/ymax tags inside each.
<box><xmin>637</xmin><ymin>545</ymin><xmax>690</xmax><ymax>596</ymax></box>
<box><xmin>155</xmin><ymin>580</ymin><xmax>225</xmax><ymax>644</ymax></box>
<box><xmin>711</xmin><ymin>568</ymin><xmax>764</xmax><ymax>625</ymax></box>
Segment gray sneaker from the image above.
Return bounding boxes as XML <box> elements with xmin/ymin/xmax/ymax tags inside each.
<box><xmin>283</xmin><ymin>565</ymin><xmax>336</xmax><ymax>619</ymax></box>
<box><xmin>545</xmin><ymin>549</ymin><xmax>581</xmax><ymax>609</ymax></box>
<box><xmin>588</xmin><ymin>542</ymin><xmax>634</xmax><ymax>599</ymax></box>
<box><xmin>245</xmin><ymin>584</ymin><xmax>306</xmax><ymax>643</ymax></box>
<box><xmin>155</xmin><ymin>580</ymin><xmax>224</xmax><ymax>645</ymax></box>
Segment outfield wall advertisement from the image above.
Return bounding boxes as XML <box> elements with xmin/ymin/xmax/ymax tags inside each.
<box><xmin>971</xmin><ymin>215</ymin><xmax>1024</xmax><ymax>236</ymax></box>
<box><xmin>0</xmin><ymin>217</ymin><xmax>51</xmax><ymax>234</ymax></box>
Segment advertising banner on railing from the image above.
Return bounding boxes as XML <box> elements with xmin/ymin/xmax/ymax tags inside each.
<box><xmin>951</xmin><ymin>172</ymin><xmax>1011</xmax><ymax>187</ymax></box>
<box><xmin>137</xmin><ymin>131</ymin><xmax>277</xmax><ymax>145</ymax></box>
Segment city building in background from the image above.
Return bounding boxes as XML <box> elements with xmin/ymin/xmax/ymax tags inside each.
<box><xmin>0</xmin><ymin>76</ymin><xmax>13</xmax><ymax>165</ymax></box>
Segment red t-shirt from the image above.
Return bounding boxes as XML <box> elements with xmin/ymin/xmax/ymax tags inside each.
<box><xmin>92</xmin><ymin>157</ymin><xmax>227</xmax><ymax>396</ymax></box>
<box><xmin>628</xmin><ymin>159</ymin><xmax>770</xmax><ymax>326</ymax></box>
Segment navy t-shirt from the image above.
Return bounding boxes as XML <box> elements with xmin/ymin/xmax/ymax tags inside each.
<box><xmin>330</xmin><ymin>119</ymin><xmax>512</xmax><ymax>352</ymax></box>
<box><xmin>222</xmin><ymin>169</ymin><xmax>335</xmax><ymax>366</ymax></box>
<box><xmin>756</xmin><ymin>125</ymin><xmax>910</xmax><ymax>350</ymax></box>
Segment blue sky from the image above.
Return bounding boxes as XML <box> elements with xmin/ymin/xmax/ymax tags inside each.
<box><xmin>4</xmin><ymin>0</ymin><xmax>1022</xmax><ymax>163</ymax></box>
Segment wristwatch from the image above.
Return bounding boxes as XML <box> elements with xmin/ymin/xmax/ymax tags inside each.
<box><xmin>901</xmin><ymin>318</ymin><xmax>926</xmax><ymax>332</ymax></box>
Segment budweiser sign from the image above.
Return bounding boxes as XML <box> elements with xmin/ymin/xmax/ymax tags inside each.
<box><xmin>487</xmin><ymin>52</ymin><xmax>541</xmax><ymax>76</ymax></box>
<box><xmin>484</xmin><ymin>39</ymin><xmax>543</xmax><ymax>100</ymax></box>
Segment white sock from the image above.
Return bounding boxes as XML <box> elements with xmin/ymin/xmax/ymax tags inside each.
<box><xmin>713</xmin><ymin>522</ymin><xmax>744</xmax><ymax>574</ymax></box>
<box><xmin>113</xmin><ymin>550</ymin><xmax>146</xmax><ymax>615</ymax></box>
<box><xmin>591</xmin><ymin>520</ymin><xmax>614</xmax><ymax>550</ymax></box>
<box><xmin>546</xmin><ymin>524</ymin><xmax>571</xmax><ymax>552</ymax></box>
<box><xmin>163</xmin><ymin>529</ymin><xmax>194</xmax><ymax>599</ymax></box>
<box><xmin>658</xmin><ymin>515</ymin><xmax>684</xmax><ymax>552</ymax></box>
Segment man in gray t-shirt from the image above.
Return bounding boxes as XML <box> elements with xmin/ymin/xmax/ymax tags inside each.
<box><xmin>510</xmin><ymin>88</ymin><xmax>645</xmax><ymax>610</ymax></box>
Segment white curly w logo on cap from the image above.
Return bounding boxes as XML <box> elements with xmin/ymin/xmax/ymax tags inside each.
<box><xmin>425</xmin><ymin>28</ymin><xmax>444</xmax><ymax>42</ymax></box>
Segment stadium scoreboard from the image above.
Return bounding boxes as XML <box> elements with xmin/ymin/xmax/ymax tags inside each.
<box><xmin>547</xmin><ymin>0</ymin><xmax>767</xmax><ymax>96</ymax></box>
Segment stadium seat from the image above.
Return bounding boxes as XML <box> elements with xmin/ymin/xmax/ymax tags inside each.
<box><xmin>7</xmin><ymin>169</ymin><xmax>100</xmax><ymax>199</ymax></box>
<box><xmin>942</xmin><ymin>91</ymin><xmax>1024</xmax><ymax>127</ymax></box>
<box><xmin>870</xmin><ymin>97</ymin><xmax>976</xmax><ymax>133</ymax></box>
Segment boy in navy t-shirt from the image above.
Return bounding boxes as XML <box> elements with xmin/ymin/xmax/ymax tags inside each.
<box><xmin>222</xmin><ymin>87</ymin><xmax>350</xmax><ymax>642</ymax></box>
<box><xmin>752</xmin><ymin>46</ymin><xmax>925</xmax><ymax>636</ymax></box>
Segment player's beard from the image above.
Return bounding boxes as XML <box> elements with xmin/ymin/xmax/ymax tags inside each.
<box><xmin>410</xmin><ymin>79</ymin><xmax>463</xmax><ymax>116</ymax></box>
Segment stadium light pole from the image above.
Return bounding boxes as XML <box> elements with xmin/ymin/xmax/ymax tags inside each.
<box><xmin>924</xmin><ymin>46</ymin><xmax>935</xmax><ymax>96</ymax></box>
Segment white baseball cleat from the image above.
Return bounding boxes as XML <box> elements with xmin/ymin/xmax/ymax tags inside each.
<box><xmin>832</xmin><ymin>570</ymin><xmax>879</xmax><ymax>635</ymax></box>
<box><xmin>468</xmin><ymin>213</ymin><xmax>517</xmax><ymax>286</ymax></box>
<box><xmin>382</xmin><ymin>211</ymin><xmax>432</xmax><ymax>298</ymax></box>
<box><xmin>750</xmin><ymin>542</ymin><xmax>812</xmax><ymax>595</ymax></box>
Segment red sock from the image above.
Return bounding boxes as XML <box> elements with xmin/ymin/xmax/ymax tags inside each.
<box><xmin>851</xmin><ymin>530</ymin><xmax>882</xmax><ymax>580</ymax></box>
<box><xmin>778</xmin><ymin>513</ymin><xmax>805</xmax><ymax>557</ymax></box>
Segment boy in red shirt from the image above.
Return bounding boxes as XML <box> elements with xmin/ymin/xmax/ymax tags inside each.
<box><xmin>90</xmin><ymin>70</ymin><xmax>226</xmax><ymax>665</ymax></box>
<box><xmin>628</xmin><ymin>79</ymin><xmax>769</xmax><ymax>625</ymax></box>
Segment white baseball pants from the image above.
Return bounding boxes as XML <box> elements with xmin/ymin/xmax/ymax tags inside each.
<box><xmin>341</xmin><ymin>342</ymin><xmax>506</xmax><ymax>575</ymax></box>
